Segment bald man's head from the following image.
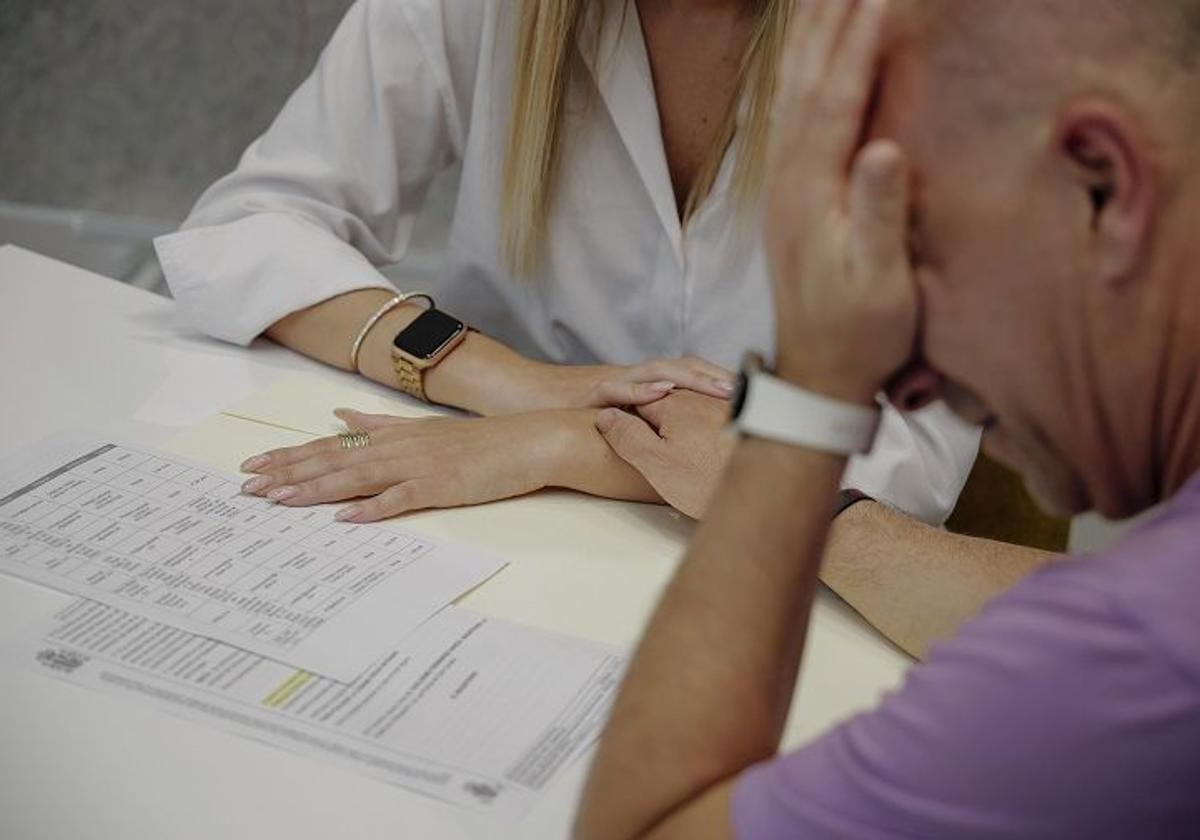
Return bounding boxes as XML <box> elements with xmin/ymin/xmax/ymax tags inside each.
<box><xmin>919</xmin><ymin>0</ymin><xmax>1200</xmax><ymax>63</ymax></box>
<box><xmin>907</xmin><ymin>0</ymin><xmax>1200</xmax><ymax>131</ymax></box>
<box><xmin>872</xmin><ymin>0</ymin><xmax>1200</xmax><ymax>518</ymax></box>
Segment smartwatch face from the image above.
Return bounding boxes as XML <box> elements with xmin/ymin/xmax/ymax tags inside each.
<box><xmin>393</xmin><ymin>309</ymin><xmax>465</xmax><ymax>360</ymax></box>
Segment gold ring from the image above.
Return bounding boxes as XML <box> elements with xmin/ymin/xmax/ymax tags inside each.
<box><xmin>338</xmin><ymin>432</ymin><xmax>371</xmax><ymax>450</ymax></box>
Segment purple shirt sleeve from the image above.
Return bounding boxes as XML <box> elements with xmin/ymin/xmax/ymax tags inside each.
<box><xmin>732</xmin><ymin>527</ymin><xmax>1200</xmax><ymax>838</ymax></box>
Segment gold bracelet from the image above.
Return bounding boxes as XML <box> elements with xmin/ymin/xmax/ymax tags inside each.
<box><xmin>347</xmin><ymin>291</ymin><xmax>432</xmax><ymax>373</ymax></box>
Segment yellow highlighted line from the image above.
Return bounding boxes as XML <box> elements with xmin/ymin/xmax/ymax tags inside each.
<box><xmin>262</xmin><ymin>670</ymin><xmax>312</xmax><ymax>708</ymax></box>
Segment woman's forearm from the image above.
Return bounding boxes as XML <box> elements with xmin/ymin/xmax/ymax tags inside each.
<box><xmin>265</xmin><ymin>289</ymin><xmax>601</xmax><ymax>416</ymax></box>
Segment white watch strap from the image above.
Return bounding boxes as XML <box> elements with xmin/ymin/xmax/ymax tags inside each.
<box><xmin>736</xmin><ymin>371</ymin><xmax>881</xmax><ymax>455</ymax></box>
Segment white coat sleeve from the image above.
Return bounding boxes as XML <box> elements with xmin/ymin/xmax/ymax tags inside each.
<box><xmin>841</xmin><ymin>401</ymin><xmax>981</xmax><ymax>526</ymax></box>
<box><xmin>154</xmin><ymin>0</ymin><xmax>485</xmax><ymax>345</ymax></box>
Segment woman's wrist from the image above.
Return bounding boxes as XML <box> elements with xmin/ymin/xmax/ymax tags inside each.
<box><xmin>424</xmin><ymin>342</ymin><xmax>578</xmax><ymax>416</ymax></box>
<box><xmin>506</xmin><ymin>362</ymin><xmax>618</xmax><ymax>413</ymax></box>
<box><xmin>525</xmin><ymin>410</ymin><xmax>587</xmax><ymax>489</ymax></box>
<box><xmin>353</xmin><ymin>304</ymin><xmax>536</xmax><ymax>415</ymax></box>
<box><xmin>538</xmin><ymin>409</ymin><xmax>662</xmax><ymax>502</ymax></box>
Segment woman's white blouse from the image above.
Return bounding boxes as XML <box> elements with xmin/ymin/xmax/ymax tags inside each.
<box><xmin>154</xmin><ymin>0</ymin><xmax>980</xmax><ymax>524</ymax></box>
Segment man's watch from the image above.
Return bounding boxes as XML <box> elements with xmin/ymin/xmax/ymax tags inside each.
<box><xmin>389</xmin><ymin>302</ymin><xmax>470</xmax><ymax>402</ymax></box>
<box><xmin>731</xmin><ymin>353</ymin><xmax>882</xmax><ymax>455</ymax></box>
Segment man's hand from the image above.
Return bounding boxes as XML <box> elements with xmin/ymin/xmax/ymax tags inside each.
<box><xmin>764</xmin><ymin>0</ymin><xmax>917</xmax><ymax>405</ymax></box>
<box><xmin>595</xmin><ymin>392</ymin><xmax>736</xmax><ymax>519</ymax></box>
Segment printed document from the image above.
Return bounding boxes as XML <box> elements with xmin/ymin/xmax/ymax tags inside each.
<box><xmin>7</xmin><ymin>599</ymin><xmax>625</xmax><ymax>819</ymax></box>
<box><xmin>0</xmin><ymin>436</ymin><xmax>506</xmax><ymax>681</ymax></box>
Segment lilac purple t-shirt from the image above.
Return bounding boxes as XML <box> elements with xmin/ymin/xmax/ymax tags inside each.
<box><xmin>733</xmin><ymin>473</ymin><xmax>1200</xmax><ymax>838</ymax></box>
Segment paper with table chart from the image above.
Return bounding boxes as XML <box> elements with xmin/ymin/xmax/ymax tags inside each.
<box><xmin>0</xmin><ymin>436</ymin><xmax>506</xmax><ymax>681</ymax></box>
<box><xmin>5</xmin><ymin>599</ymin><xmax>625</xmax><ymax>819</ymax></box>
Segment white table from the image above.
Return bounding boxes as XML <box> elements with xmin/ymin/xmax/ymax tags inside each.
<box><xmin>0</xmin><ymin>245</ymin><xmax>912</xmax><ymax>840</ymax></box>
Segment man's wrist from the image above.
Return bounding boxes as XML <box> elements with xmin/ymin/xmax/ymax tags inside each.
<box><xmin>719</xmin><ymin>437</ymin><xmax>850</xmax><ymax>550</ymax></box>
<box><xmin>736</xmin><ymin>436</ymin><xmax>849</xmax><ymax>482</ymax></box>
<box><xmin>733</xmin><ymin>357</ymin><xmax>881</xmax><ymax>456</ymax></box>
<box><xmin>774</xmin><ymin>357</ymin><xmax>880</xmax><ymax>407</ymax></box>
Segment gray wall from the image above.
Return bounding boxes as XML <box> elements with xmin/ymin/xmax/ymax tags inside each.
<box><xmin>1</xmin><ymin>0</ymin><xmax>453</xmax><ymax>291</ymax></box>
<box><xmin>1</xmin><ymin>0</ymin><xmax>354</xmax><ymax>222</ymax></box>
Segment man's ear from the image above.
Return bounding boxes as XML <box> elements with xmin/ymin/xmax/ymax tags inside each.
<box><xmin>1057</xmin><ymin>100</ymin><xmax>1155</xmax><ymax>285</ymax></box>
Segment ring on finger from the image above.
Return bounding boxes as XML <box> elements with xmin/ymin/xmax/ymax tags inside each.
<box><xmin>338</xmin><ymin>432</ymin><xmax>371</xmax><ymax>450</ymax></box>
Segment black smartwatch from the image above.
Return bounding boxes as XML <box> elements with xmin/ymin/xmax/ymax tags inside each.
<box><xmin>390</xmin><ymin>306</ymin><xmax>470</xmax><ymax>401</ymax></box>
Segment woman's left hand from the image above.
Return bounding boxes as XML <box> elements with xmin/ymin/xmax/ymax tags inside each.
<box><xmin>238</xmin><ymin>409</ymin><xmax>575</xmax><ymax>523</ymax></box>
<box><xmin>512</xmin><ymin>356</ymin><xmax>736</xmax><ymax>414</ymax></box>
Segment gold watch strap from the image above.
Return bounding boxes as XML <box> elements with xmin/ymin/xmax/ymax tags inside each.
<box><xmin>391</xmin><ymin>354</ymin><xmax>427</xmax><ymax>401</ymax></box>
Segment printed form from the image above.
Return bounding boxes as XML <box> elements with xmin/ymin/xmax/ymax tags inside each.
<box><xmin>6</xmin><ymin>600</ymin><xmax>625</xmax><ymax>819</ymax></box>
<box><xmin>0</xmin><ymin>437</ymin><xmax>506</xmax><ymax>681</ymax></box>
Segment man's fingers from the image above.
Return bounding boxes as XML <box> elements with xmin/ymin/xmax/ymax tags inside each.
<box><xmin>849</xmin><ymin>140</ymin><xmax>910</xmax><ymax>277</ymax></box>
<box><xmin>595</xmin><ymin>409</ymin><xmax>668</xmax><ymax>475</ymax></box>
<box><xmin>797</xmin><ymin>0</ymin><xmax>858</xmax><ymax>91</ymax></box>
<box><xmin>807</xmin><ymin>0</ymin><xmax>890</xmax><ymax>167</ymax></box>
<box><xmin>771</xmin><ymin>0</ymin><xmax>891</xmax><ymax>182</ymax></box>
<box><xmin>772</xmin><ymin>0</ymin><xmax>814</xmax><ymax>118</ymax></box>
<box><xmin>635</xmin><ymin>398</ymin><xmax>670</xmax><ymax>430</ymax></box>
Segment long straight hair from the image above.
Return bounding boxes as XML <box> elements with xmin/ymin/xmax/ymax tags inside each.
<box><xmin>502</xmin><ymin>0</ymin><xmax>794</xmax><ymax>275</ymax></box>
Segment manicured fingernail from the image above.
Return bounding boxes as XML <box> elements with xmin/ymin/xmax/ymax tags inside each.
<box><xmin>240</xmin><ymin>454</ymin><xmax>270</xmax><ymax>471</ymax></box>
<box><xmin>650</xmin><ymin>381</ymin><xmax>675</xmax><ymax>393</ymax></box>
<box><xmin>267</xmin><ymin>486</ymin><xmax>297</xmax><ymax>502</ymax></box>
<box><xmin>241</xmin><ymin>476</ymin><xmax>271</xmax><ymax>494</ymax></box>
<box><xmin>335</xmin><ymin>505</ymin><xmax>362</xmax><ymax>522</ymax></box>
<box><xmin>715</xmin><ymin>380</ymin><xmax>735</xmax><ymax>395</ymax></box>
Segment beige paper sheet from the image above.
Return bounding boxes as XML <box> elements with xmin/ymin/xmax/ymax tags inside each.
<box><xmin>219</xmin><ymin>371</ymin><xmax>442</xmax><ymax>437</ymax></box>
<box><xmin>157</xmin><ymin>370</ymin><xmax>690</xmax><ymax>648</ymax></box>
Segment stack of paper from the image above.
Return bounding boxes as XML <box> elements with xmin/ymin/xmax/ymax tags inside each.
<box><xmin>0</xmin><ymin>437</ymin><xmax>504</xmax><ymax>681</ymax></box>
<box><xmin>5</xmin><ymin>600</ymin><xmax>624</xmax><ymax>818</ymax></box>
<box><xmin>0</xmin><ymin>378</ymin><xmax>629</xmax><ymax>821</ymax></box>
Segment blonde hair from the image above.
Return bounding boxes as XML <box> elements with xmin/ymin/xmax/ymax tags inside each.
<box><xmin>502</xmin><ymin>0</ymin><xmax>794</xmax><ymax>275</ymax></box>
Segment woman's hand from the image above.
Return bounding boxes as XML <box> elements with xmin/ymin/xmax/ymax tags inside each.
<box><xmin>594</xmin><ymin>392</ymin><xmax>735</xmax><ymax>519</ymax></box>
<box><xmin>238</xmin><ymin>407</ymin><xmax>661</xmax><ymax>522</ymax></box>
<box><xmin>509</xmin><ymin>355</ymin><xmax>737</xmax><ymax>413</ymax></box>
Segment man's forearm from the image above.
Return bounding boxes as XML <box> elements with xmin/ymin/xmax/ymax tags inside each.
<box><xmin>575</xmin><ymin>440</ymin><xmax>846</xmax><ymax>840</ymax></box>
<box><xmin>823</xmin><ymin>502</ymin><xmax>1053</xmax><ymax>658</ymax></box>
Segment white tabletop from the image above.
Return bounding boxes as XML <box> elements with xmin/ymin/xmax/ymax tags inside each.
<box><xmin>0</xmin><ymin>245</ymin><xmax>912</xmax><ymax>840</ymax></box>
